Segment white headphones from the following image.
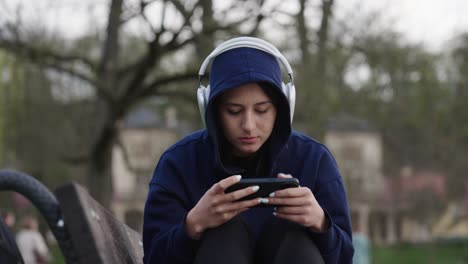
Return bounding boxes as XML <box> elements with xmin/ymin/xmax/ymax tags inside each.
<box><xmin>197</xmin><ymin>36</ymin><xmax>296</xmax><ymax>126</ymax></box>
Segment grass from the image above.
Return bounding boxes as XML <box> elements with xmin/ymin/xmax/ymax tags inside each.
<box><xmin>50</xmin><ymin>245</ymin><xmax>65</xmax><ymax>264</ymax></box>
<box><xmin>372</xmin><ymin>241</ymin><xmax>468</xmax><ymax>264</ymax></box>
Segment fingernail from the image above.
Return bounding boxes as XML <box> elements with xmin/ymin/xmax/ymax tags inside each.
<box><xmin>273</xmin><ymin>212</ymin><xmax>277</xmax><ymax>216</ymax></box>
<box><xmin>235</xmin><ymin>175</ymin><xmax>242</xmax><ymax>180</ymax></box>
<box><xmin>252</xmin><ymin>186</ymin><xmax>259</xmax><ymax>192</ymax></box>
<box><xmin>273</xmin><ymin>207</ymin><xmax>277</xmax><ymax>211</ymax></box>
<box><xmin>257</xmin><ymin>198</ymin><xmax>263</xmax><ymax>203</ymax></box>
<box><xmin>278</xmin><ymin>173</ymin><xmax>285</xmax><ymax>177</ymax></box>
<box><xmin>269</xmin><ymin>192</ymin><xmax>275</xmax><ymax>198</ymax></box>
<box><xmin>260</xmin><ymin>198</ymin><xmax>269</xmax><ymax>204</ymax></box>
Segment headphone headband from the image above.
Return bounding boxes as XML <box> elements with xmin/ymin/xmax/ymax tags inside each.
<box><xmin>198</xmin><ymin>37</ymin><xmax>294</xmax><ymax>79</ymax></box>
<box><xmin>197</xmin><ymin>37</ymin><xmax>296</xmax><ymax>126</ymax></box>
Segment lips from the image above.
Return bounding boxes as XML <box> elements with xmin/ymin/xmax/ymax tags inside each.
<box><xmin>239</xmin><ymin>137</ymin><xmax>257</xmax><ymax>144</ymax></box>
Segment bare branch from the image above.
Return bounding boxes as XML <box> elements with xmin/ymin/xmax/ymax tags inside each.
<box><xmin>246</xmin><ymin>13</ymin><xmax>265</xmax><ymax>36</ymax></box>
<box><xmin>1</xmin><ymin>39</ymin><xmax>123</xmax><ymax>102</ymax></box>
<box><xmin>98</xmin><ymin>0</ymin><xmax>123</xmax><ymax>76</ymax></box>
<box><xmin>159</xmin><ymin>0</ymin><xmax>168</xmax><ymax>34</ymax></box>
<box><xmin>0</xmin><ymin>38</ymin><xmax>96</xmax><ymax>71</ymax></box>
<box><xmin>163</xmin><ymin>34</ymin><xmax>196</xmax><ymax>52</ymax></box>
<box><xmin>154</xmin><ymin>90</ymin><xmax>198</xmax><ymax>106</ymax></box>
<box><xmin>211</xmin><ymin>0</ymin><xmax>268</xmax><ymax>37</ymax></box>
<box><xmin>116</xmin><ymin>31</ymin><xmax>196</xmax><ymax>82</ymax></box>
<box><xmin>138</xmin><ymin>71</ymin><xmax>199</xmax><ymax>99</ymax></box>
<box><xmin>137</xmin><ymin>0</ymin><xmax>162</xmax><ymax>35</ymax></box>
<box><xmin>0</xmin><ymin>42</ymin><xmax>96</xmax><ymax>86</ymax></box>
<box><xmin>170</xmin><ymin>0</ymin><xmax>193</xmax><ymax>21</ymax></box>
<box><xmin>45</xmin><ymin>63</ymin><xmax>95</xmax><ymax>83</ymax></box>
<box><xmin>116</xmin><ymin>0</ymin><xmax>198</xmax><ymax>103</ymax></box>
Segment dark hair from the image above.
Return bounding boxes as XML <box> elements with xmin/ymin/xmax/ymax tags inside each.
<box><xmin>258</xmin><ymin>82</ymin><xmax>281</xmax><ymax>108</ymax></box>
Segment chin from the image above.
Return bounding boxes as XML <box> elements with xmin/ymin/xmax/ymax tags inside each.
<box><xmin>236</xmin><ymin>146</ymin><xmax>260</xmax><ymax>157</ymax></box>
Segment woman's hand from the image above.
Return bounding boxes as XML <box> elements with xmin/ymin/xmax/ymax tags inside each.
<box><xmin>185</xmin><ymin>175</ymin><xmax>261</xmax><ymax>239</ymax></box>
<box><xmin>267</xmin><ymin>173</ymin><xmax>329</xmax><ymax>233</ymax></box>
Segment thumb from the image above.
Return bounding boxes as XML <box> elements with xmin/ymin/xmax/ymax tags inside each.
<box><xmin>277</xmin><ymin>173</ymin><xmax>292</xmax><ymax>178</ymax></box>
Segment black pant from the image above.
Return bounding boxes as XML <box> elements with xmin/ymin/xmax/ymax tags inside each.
<box><xmin>194</xmin><ymin>217</ymin><xmax>324</xmax><ymax>264</ymax></box>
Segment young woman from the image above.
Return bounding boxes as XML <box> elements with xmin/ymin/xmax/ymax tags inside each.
<box><xmin>143</xmin><ymin>37</ymin><xmax>353</xmax><ymax>264</ymax></box>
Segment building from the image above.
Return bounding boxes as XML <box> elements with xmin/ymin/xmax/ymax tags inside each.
<box><xmin>325</xmin><ymin>114</ymin><xmax>451</xmax><ymax>245</ymax></box>
<box><xmin>111</xmin><ymin>107</ymin><xmax>186</xmax><ymax>232</ymax></box>
<box><xmin>324</xmin><ymin>114</ymin><xmax>390</xmax><ymax>244</ymax></box>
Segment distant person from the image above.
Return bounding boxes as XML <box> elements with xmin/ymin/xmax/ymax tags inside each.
<box><xmin>1</xmin><ymin>212</ymin><xmax>16</xmax><ymax>231</ymax></box>
<box><xmin>352</xmin><ymin>222</ymin><xmax>371</xmax><ymax>264</ymax></box>
<box><xmin>16</xmin><ymin>215</ymin><xmax>50</xmax><ymax>264</ymax></box>
<box><xmin>1</xmin><ymin>211</ymin><xmax>23</xmax><ymax>263</ymax></box>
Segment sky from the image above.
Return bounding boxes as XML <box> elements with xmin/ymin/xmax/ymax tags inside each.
<box><xmin>1</xmin><ymin>0</ymin><xmax>468</xmax><ymax>52</ymax></box>
<box><xmin>343</xmin><ymin>0</ymin><xmax>468</xmax><ymax>51</ymax></box>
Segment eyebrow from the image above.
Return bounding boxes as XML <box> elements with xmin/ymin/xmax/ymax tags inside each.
<box><xmin>224</xmin><ymin>101</ymin><xmax>273</xmax><ymax>107</ymax></box>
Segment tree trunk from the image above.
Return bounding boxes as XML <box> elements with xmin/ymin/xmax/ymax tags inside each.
<box><xmin>197</xmin><ymin>0</ymin><xmax>216</xmax><ymax>58</ymax></box>
<box><xmin>316</xmin><ymin>0</ymin><xmax>333</xmax><ymax>82</ymax></box>
<box><xmin>297</xmin><ymin>0</ymin><xmax>310</xmax><ymax>66</ymax></box>
<box><xmin>87</xmin><ymin>118</ymin><xmax>117</xmax><ymax>209</ymax></box>
<box><xmin>297</xmin><ymin>0</ymin><xmax>334</xmax><ymax>136</ymax></box>
<box><xmin>313</xmin><ymin>0</ymin><xmax>334</xmax><ymax>134</ymax></box>
<box><xmin>87</xmin><ymin>0</ymin><xmax>123</xmax><ymax>207</ymax></box>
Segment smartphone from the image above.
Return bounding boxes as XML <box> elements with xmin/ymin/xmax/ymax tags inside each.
<box><xmin>224</xmin><ymin>178</ymin><xmax>299</xmax><ymax>203</ymax></box>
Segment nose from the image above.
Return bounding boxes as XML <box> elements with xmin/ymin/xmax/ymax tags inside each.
<box><xmin>241</xmin><ymin>111</ymin><xmax>255</xmax><ymax>132</ymax></box>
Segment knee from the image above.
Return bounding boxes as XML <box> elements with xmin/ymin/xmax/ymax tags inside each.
<box><xmin>259</xmin><ymin>218</ymin><xmax>325</xmax><ymax>264</ymax></box>
<box><xmin>202</xmin><ymin>216</ymin><xmax>250</xmax><ymax>241</ymax></box>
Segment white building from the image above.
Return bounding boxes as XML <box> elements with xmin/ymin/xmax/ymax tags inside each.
<box><xmin>111</xmin><ymin>107</ymin><xmax>184</xmax><ymax>233</ymax></box>
<box><xmin>324</xmin><ymin>114</ymin><xmax>393</xmax><ymax>245</ymax></box>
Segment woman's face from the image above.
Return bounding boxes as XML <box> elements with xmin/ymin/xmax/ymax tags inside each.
<box><xmin>218</xmin><ymin>83</ymin><xmax>277</xmax><ymax>157</ymax></box>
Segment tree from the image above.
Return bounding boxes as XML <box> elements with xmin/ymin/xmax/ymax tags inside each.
<box><xmin>293</xmin><ymin>0</ymin><xmax>336</xmax><ymax>137</ymax></box>
<box><xmin>1</xmin><ymin>49</ymin><xmax>82</xmax><ymax>188</ymax></box>
<box><xmin>0</xmin><ymin>0</ymin><xmax>266</xmax><ymax>207</ymax></box>
<box><xmin>445</xmin><ymin>33</ymin><xmax>468</xmax><ymax>198</ymax></box>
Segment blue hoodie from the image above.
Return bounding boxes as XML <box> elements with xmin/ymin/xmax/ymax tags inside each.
<box><xmin>143</xmin><ymin>47</ymin><xmax>354</xmax><ymax>263</ymax></box>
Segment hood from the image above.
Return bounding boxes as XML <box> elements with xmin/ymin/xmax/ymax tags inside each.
<box><xmin>204</xmin><ymin>47</ymin><xmax>292</xmax><ymax>178</ymax></box>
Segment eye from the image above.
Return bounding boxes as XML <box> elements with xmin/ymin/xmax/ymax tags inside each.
<box><xmin>255</xmin><ymin>107</ymin><xmax>270</xmax><ymax>114</ymax></box>
<box><xmin>226</xmin><ymin>108</ymin><xmax>241</xmax><ymax>115</ymax></box>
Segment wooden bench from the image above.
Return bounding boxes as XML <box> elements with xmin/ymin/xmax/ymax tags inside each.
<box><xmin>55</xmin><ymin>183</ymin><xmax>144</xmax><ymax>264</ymax></box>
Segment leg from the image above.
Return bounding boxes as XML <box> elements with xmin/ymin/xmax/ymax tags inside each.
<box><xmin>194</xmin><ymin>216</ymin><xmax>255</xmax><ymax>264</ymax></box>
<box><xmin>257</xmin><ymin>217</ymin><xmax>324</xmax><ymax>264</ymax></box>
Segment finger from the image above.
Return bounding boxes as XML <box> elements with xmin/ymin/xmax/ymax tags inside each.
<box><xmin>218</xmin><ymin>206</ymin><xmax>251</xmax><ymax>222</ymax></box>
<box><xmin>212</xmin><ymin>196</ymin><xmax>260</xmax><ymax>214</ymax></box>
<box><xmin>273</xmin><ymin>212</ymin><xmax>310</xmax><ymax>226</ymax></box>
<box><xmin>267</xmin><ymin>197</ymin><xmax>310</xmax><ymax>206</ymax></box>
<box><xmin>224</xmin><ymin>185</ymin><xmax>260</xmax><ymax>202</ymax></box>
<box><xmin>277</xmin><ymin>173</ymin><xmax>292</xmax><ymax>178</ymax></box>
<box><xmin>275</xmin><ymin>205</ymin><xmax>307</xmax><ymax>215</ymax></box>
<box><xmin>212</xmin><ymin>175</ymin><xmax>242</xmax><ymax>194</ymax></box>
<box><xmin>269</xmin><ymin>186</ymin><xmax>310</xmax><ymax>198</ymax></box>
<box><xmin>223</xmin><ymin>197</ymin><xmax>262</xmax><ymax>211</ymax></box>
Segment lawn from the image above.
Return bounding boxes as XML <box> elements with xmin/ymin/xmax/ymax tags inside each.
<box><xmin>372</xmin><ymin>242</ymin><xmax>468</xmax><ymax>264</ymax></box>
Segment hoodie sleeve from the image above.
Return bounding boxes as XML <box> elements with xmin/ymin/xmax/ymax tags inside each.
<box><xmin>143</xmin><ymin>154</ymin><xmax>200</xmax><ymax>264</ymax></box>
<box><xmin>307</xmin><ymin>149</ymin><xmax>354</xmax><ymax>264</ymax></box>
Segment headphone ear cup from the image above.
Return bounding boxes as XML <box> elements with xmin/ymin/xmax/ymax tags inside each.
<box><xmin>281</xmin><ymin>82</ymin><xmax>296</xmax><ymax>123</ymax></box>
<box><xmin>197</xmin><ymin>85</ymin><xmax>207</xmax><ymax>125</ymax></box>
<box><xmin>287</xmin><ymin>83</ymin><xmax>296</xmax><ymax>123</ymax></box>
<box><xmin>205</xmin><ymin>85</ymin><xmax>210</xmax><ymax>106</ymax></box>
<box><xmin>281</xmin><ymin>82</ymin><xmax>289</xmax><ymax>100</ymax></box>
<box><xmin>197</xmin><ymin>85</ymin><xmax>211</xmax><ymax>126</ymax></box>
